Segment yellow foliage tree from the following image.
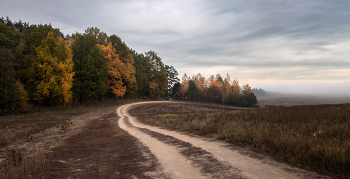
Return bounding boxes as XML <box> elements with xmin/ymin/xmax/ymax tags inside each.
<box><xmin>31</xmin><ymin>31</ymin><xmax>74</xmax><ymax>104</ymax></box>
<box><xmin>98</xmin><ymin>43</ymin><xmax>128</xmax><ymax>97</ymax></box>
<box><xmin>242</xmin><ymin>84</ymin><xmax>253</xmax><ymax>94</ymax></box>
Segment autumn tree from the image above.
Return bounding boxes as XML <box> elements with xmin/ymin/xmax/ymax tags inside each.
<box><xmin>192</xmin><ymin>73</ymin><xmax>206</xmax><ymax>98</ymax></box>
<box><xmin>179</xmin><ymin>73</ymin><xmax>190</xmax><ymax>97</ymax></box>
<box><xmin>71</xmin><ymin>33</ymin><xmax>108</xmax><ymax>102</ymax></box>
<box><xmin>108</xmin><ymin>35</ymin><xmax>136</xmax><ymax>96</ymax></box>
<box><xmin>238</xmin><ymin>84</ymin><xmax>257</xmax><ymax>107</ymax></box>
<box><xmin>221</xmin><ymin>74</ymin><xmax>232</xmax><ymax>104</ymax></box>
<box><xmin>25</xmin><ymin>30</ymin><xmax>74</xmax><ymax>105</ymax></box>
<box><xmin>206</xmin><ymin>74</ymin><xmax>222</xmax><ymax>103</ymax></box>
<box><xmin>226</xmin><ymin>78</ymin><xmax>240</xmax><ymax>105</ymax></box>
<box><xmin>98</xmin><ymin>43</ymin><xmax>128</xmax><ymax>97</ymax></box>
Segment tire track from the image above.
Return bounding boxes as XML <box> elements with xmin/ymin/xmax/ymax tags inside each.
<box><xmin>117</xmin><ymin>104</ymin><xmax>207</xmax><ymax>179</ymax></box>
<box><xmin>126</xmin><ymin>118</ymin><xmax>245</xmax><ymax>179</ymax></box>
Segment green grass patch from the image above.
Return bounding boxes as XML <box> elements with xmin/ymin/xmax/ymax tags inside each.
<box><xmin>154</xmin><ymin>114</ymin><xmax>177</xmax><ymax>118</ymax></box>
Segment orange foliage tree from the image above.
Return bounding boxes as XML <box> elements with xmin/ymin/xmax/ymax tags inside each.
<box><xmin>108</xmin><ymin>35</ymin><xmax>136</xmax><ymax>96</ymax></box>
<box><xmin>178</xmin><ymin>73</ymin><xmax>257</xmax><ymax>107</ymax></box>
<box><xmin>98</xmin><ymin>43</ymin><xmax>129</xmax><ymax>97</ymax></box>
<box><xmin>179</xmin><ymin>73</ymin><xmax>190</xmax><ymax>97</ymax></box>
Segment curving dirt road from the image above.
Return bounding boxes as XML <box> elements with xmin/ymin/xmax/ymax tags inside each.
<box><xmin>117</xmin><ymin>101</ymin><xmax>330</xmax><ymax>179</ymax></box>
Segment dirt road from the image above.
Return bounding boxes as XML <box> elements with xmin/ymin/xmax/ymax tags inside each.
<box><xmin>118</xmin><ymin>101</ymin><xmax>330</xmax><ymax>179</ymax></box>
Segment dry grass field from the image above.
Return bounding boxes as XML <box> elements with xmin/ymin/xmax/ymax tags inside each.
<box><xmin>0</xmin><ymin>99</ymin><xmax>135</xmax><ymax>178</ymax></box>
<box><xmin>131</xmin><ymin>102</ymin><xmax>350</xmax><ymax>179</ymax></box>
<box><xmin>1</xmin><ymin>95</ymin><xmax>349</xmax><ymax>178</ymax></box>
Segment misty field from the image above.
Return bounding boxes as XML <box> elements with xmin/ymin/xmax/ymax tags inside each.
<box><xmin>133</xmin><ymin>103</ymin><xmax>350</xmax><ymax>178</ymax></box>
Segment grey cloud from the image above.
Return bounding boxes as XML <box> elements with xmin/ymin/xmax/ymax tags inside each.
<box><xmin>1</xmin><ymin>0</ymin><xmax>350</xmax><ymax>92</ymax></box>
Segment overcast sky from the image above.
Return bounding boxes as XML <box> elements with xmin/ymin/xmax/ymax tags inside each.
<box><xmin>1</xmin><ymin>0</ymin><xmax>350</xmax><ymax>96</ymax></box>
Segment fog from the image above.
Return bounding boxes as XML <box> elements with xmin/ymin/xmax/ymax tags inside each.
<box><xmin>255</xmin><ymin>82</ymin><xmax>350</xmax><ymax>97</ymax></box>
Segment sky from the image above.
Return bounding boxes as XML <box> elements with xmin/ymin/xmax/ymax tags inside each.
<box><xmin>1</xmin><ymin>0</ymin><xmax>350</xmax><ymax>96</ymax></box>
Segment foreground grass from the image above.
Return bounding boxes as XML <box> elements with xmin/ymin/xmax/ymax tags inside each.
<box><xmin>0</xmin><ymin>98</ymin><xmax>138</xmax><ymax>178</ymax></box>
<box><xmin>0</xmin><ymin>98</ymin><xmax>136</xmax><ymax>148</ymax></box>
<box><xmin>138</xmin><ymin>104</ymin><xmax>350</xmax><ymax>178</ymax></box>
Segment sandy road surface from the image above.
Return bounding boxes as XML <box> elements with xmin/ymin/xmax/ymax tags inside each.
<box><xmin>117</xmin><ymin>101</ymin><xmax>330</xmax><ymax>179</ymax></box>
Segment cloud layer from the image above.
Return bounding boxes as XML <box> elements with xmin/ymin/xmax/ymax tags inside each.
<box><xmin>1</xmin><ymin>0</ymin><xmax>350</xmax><ymax>95</ymax></box>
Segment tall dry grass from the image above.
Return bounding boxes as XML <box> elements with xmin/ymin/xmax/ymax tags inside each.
<box><xmin>0</xmin><ymin>147</ymin><xmax>47</xmax><ymax>178</ymax></box>
<box><xmin>138</xmin><ymin>104</ymin><xmax>350</xmax><ymax>178</ymax></box>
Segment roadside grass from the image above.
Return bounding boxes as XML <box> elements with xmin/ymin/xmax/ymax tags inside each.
<box><xmin>138</xmin><ymin>104</ymin><xmax>350</xmax><ymax>179</ymax></box>
<box><xmin>1</xmin><ymin>148</ymin><xmax>47</xmax><ymax>178</ymax></box>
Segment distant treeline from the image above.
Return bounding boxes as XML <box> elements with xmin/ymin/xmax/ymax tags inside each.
<box><xmin>172</xmin><ymin>73</ymin><xmax>257</xmax><ymax>107</ymax></box>
<box><xmin>252</xmin><ymin>88</ymin><xmax>267</xmax><ymax>96</ymax></box>
<box><xmin>0</xmin><ymin>16</ymin><xmax>181</xmax><ymax>114</ymax></box>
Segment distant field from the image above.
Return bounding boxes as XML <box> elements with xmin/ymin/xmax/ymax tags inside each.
<box><xmin>257</xmin><ymin>93</ymin><xmax>350</xmax><ymax>107</ymax></box>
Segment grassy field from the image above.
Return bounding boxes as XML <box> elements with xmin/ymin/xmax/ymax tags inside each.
<box><xmin>135</xmin><ymin>103</ymin><xmax>350</xmax><ymax>178</ymax></box>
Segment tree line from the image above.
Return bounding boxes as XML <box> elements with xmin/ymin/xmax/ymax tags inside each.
<box><xmin>172</xmin><ymin>73</ymin><xmax>257</xmax><ymax>107</ymax></box>
<box><xmin>0</xmin><ymin>16</ymin><xmax>172</xmax><ymax>113</ymax></box>
<box><xmin>0</xmin><ymin>16</ymin><xmax>258</xmax><ymax>114</ymax></box>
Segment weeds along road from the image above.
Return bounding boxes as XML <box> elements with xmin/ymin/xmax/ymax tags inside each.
<box><xmin>117</xmin><ymin>101</ymin><xmax>330</xmax><ymax>179</ymax></box>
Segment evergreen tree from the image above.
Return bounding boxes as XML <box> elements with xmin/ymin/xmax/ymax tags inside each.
<box><xmin>172</xmin><ymin>82</ymin><xmax>181</xmax><ymax>97</ymax></box>
<box><xmin>0</xmin><ymin>47</ymin><xmax>21</xmax><ymax>110</ymax></box>
<box><xmin>145</xmin><ymin>51</ymin><xmax>168</xmax><ymax>98</ymax></box>
<box><xmin>130</xmin><ymin>49</ymin><xmax>149</xmax><ymax>96</ymax></box>
<box><xmin>84</xmin><ymin>27</ymin><xmax>108</xmax><ymax>45</ymax></box>
<box><xmin>71</xmin><ymin>33</ymin><xmax>108</xmax><ymax>102</ymax></box>
<box><xmin>0</xmin><ymin>21</ymin><xmax>28</xmax><ymax>111</ymax></box>
<box><xmin>165</xmin><ymin>65</ymin><xmax>180</xmax><ymax>95</ymax></box>
<box><xmin>187</xmin><ymin>80</ymin><xmax>201</xmax><ymax>99</ymax></box>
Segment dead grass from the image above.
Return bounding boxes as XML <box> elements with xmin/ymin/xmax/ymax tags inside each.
<box><xmin>0</xmin><ymin>98</ymin><xmax>141</xmax><ymax>178</ymax></box>
<box><xmin>0</xmin><ymin>108</ymin><xmax>83</xmax><ymax>148</ymax></box>
<box><xmin>1</xmin><ymin>147</ymin><xmax>47</xmax><ymax>178</ymax></box>
<box><xmin>0</xmin><ymin>98</ymin><xmax>140</xmax><ymax>148</ymax></box>
<box><xmin>135</xmin><ymin>103</ymin><xmax>350</xmax><ymax>179</ymax></box>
